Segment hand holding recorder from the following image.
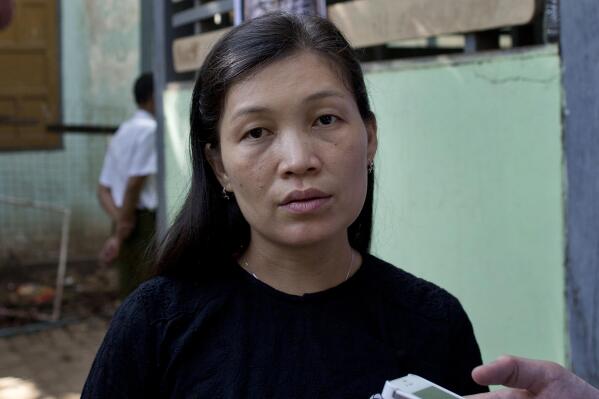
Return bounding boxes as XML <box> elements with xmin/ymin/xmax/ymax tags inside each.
<box><xmin>378</xmin><ymin>355</ymin><xmax>599</xmax><ymax>399</ymax></box>
<box><xmin>381</xmin><ymin>374</ymin><xmax>465</xmax><ymax>399</ymax></box>
<box><xmin>466</xmin><ymin>355</ymin><xmax>599</xmax><ymax>399</ymax></box>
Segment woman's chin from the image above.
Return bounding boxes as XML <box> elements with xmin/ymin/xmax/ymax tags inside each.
<box><xmin>271</xmin><ymin>225</ymin><xmax>346</xmax><ymax>248</ymax></box>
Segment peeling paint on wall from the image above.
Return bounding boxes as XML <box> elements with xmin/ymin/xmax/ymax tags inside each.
<box><xmin>0</xmin><ymin>0</ymin><xmax>140</xmax><ymax>266</ymax></box>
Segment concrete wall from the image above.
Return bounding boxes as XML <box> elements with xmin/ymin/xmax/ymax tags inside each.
<box><xmin>163</xmin><ymin>83</ymin><xmax>193</xmax><ymax>223</ymax></box>
<box><xmin>367</xmin><ymin>46</ymin><xmax>565</xmax><ymax>365</ymax></box>
<box><xmin>0</xmin><ymin>0</ymin><xmax>140</xmax><ymax>265</ymax></box>
<box><xmin>162</xmin><ymin>46</ymin><xmax>566</xmax><ymax>366</ymax></box>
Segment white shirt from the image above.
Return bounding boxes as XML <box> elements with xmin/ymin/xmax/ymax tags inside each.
<box><xmin>99</xmin><ymin>110</ymin><xmax>158</xmax><ymax>210</ymax></box>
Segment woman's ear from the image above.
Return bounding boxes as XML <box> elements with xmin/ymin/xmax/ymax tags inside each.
<box><xmin>204</xmin><ymin>143</ymin><xmax>228</xmax><ymax>188</ymax></box>
<box><xmin>365</xmin><ymin>116</ymin><xmax>378</xmax><ymax>164</ymax></box>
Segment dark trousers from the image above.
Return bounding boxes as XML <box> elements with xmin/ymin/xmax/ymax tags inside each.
<box><xmin>115</xmin><ymin>209</ymin><xmax>156</xmax><ymax>298</ymax></box>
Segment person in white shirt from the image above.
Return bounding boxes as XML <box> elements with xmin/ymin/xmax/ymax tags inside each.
<box><xmin>97</xmin><ymin>72</ymin><xmax>158</xmax><ymax>296</ymax></box>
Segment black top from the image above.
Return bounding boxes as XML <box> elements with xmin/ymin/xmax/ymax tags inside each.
<box><xmin>82</xmin><ymin>254</ymin><xmax>488</xmax><ymax>398</ymax></box>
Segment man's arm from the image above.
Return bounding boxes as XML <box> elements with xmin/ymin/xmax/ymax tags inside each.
<box><xmin>116</xmin><ymin>175</ymin><xmax>147</xmax><ymax>240</ymax></box>
<box><xmin>466</xmin><ymin>355</ymin><xmax>599</xmax><ymax>399</ymax></box>
<box><xmin>97</xmin><ymin>184</ymin><xmax>119</xmax><ymax>222</ymax></box>
<box><xmin>97</xmin><ymin>183</ymin><xmax>121</xmax><ymax>265</ymax></box>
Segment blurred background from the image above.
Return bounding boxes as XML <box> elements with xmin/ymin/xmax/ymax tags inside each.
<box><xmin>1</xmin><ymin>0</ymin><xmax>598</xmax><ymax>398</ymax></box>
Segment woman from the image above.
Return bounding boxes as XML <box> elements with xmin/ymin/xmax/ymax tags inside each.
<box><xmin>82</xmin><ymin>12</ymin><xmax>488</xmax><ymax>398</ymax></box>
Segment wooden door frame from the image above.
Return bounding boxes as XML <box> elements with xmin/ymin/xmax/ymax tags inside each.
<box><xmin>0</xmin><ymin>0</ymin><xmax>63</xmax><ymax>151</ymax></box>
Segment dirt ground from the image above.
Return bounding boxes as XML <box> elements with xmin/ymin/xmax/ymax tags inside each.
<box><xmin>0</xmin><ymin>318</ymin><xmax>109</xmax><ymax>399</ymax></box>
<box><xmin>0</xmin><ymin>261</ymin><xmax>118</xmax><ymax>399</ymax></box>
<box><xmin>0</xmin><ymin>260</ymin><xmax>119</xmax><ymax>327</ymax></box>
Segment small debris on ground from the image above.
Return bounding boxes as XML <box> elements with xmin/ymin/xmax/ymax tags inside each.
<box><xmin>0</xmin><ymin>260</ymin><xmax>119</xmax><ymax>329</ymax></box>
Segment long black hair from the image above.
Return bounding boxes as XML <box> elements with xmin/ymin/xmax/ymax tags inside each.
<box><xmin>154</xmin><ymin>12</ymin><xmax>375</xmax><ymax>277</ymax></box>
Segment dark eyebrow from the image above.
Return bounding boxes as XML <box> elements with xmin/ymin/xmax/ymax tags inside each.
<box><xmin>230</xmin><ymin>90</ymin><xmax>346</xmax><ymax>122</ymax></box>
<box><xmin>304</xmin><ymin>90</ymin><xmax>347</xmax><ymax>102</ymax></box>
<box><xmin>231</xmin><ymin>106</ymin><xmax>270</xmax><ymax>122</ymax></box>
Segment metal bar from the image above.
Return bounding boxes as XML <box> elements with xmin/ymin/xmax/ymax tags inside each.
<box><xmin>0</xmin><ymin>195</ymin><xmax>69</xmax><ymax>213</ymax></box>
<box><xmin>544</xmin><ymin>0</ymin><xmax>559</xmax><ymax>42</ymax></box>
<box><xmin>46</xmin><ymin>124</ymin><xmax>118</xmax><ymax>134</ymax></box>
<box><xmin>154</xmin><ymin>0</ymin><xmax>169</xmax><ymax>239</ymax></box>
<box><xmin>0</xmin><ymin>116</ymin><xmax>38</xmax><ymax>126</ymax></box>
<box><xmin>464</xmin><ymin>30</ymin><xmax>500</xmax><ymax>53</ymax></box>
<box><xmin>233</xmin><ymin>0</ymin><xmax>243</xmax><ymax>24</ymax></box>
<box><xmin>51</xmin><ymin>209</ymin><xmax>70</xmax><ymax>321</ymax></box>
<box><xmin>172</xmin><ymin>0</ymin><xmax>234</xmax><ymax>28</ymax></box>
<box><xmin>141</xmin><ymin>0</ymin><xmax>155</xmax><ymax>72</ymax></box>
<box><xmin>561</xmin><ymin>0</ymin><xmax>599</xmax><ymax>387</ymax></box>
<box><xmin>317</xmin><ymin>0</ymin><xmax>327</xmax><ymax>17</ymax></box>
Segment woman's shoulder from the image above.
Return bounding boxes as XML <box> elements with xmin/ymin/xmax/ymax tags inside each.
<box><xmin>362</xmin><ymin>254</ymin><xmax>465</xmax><ymax>323</ymax></box>
<box><xmin>122</xmin><ymin>271</ymin><xmax>235</xmax><ymax>324</ymax></box>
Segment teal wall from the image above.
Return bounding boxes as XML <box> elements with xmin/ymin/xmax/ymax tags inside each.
<box><xmin>0</xmin><ymin>0</ymin><xmax>140</xmax><ymax>265</ymax></box>
<box><xmin>163</xmin><ymin>83</ymin><xmax>193</xmax><ymax>222</ymax></box>
<box><xmin>162</xmin><ymin>46</ymin><xmax>566</xmax><ymax>367</ymax></box>
<box><xmin>368</xmin><ymin>46</ymin><xmax>565</xmax><ymax>365</ymax></box>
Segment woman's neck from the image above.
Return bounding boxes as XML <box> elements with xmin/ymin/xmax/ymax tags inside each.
<box><xmin>240</xmin><ymin>233</ymin><xmax>360</xmax><ymax>296</ymax></box>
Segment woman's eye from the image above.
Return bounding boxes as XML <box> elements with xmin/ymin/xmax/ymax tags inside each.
<box><xmin>246</xmin><ymin>127</ymin><xmax>265</xmax><ymax>139</ymax></box>
<box><xmin>315</xmin><ymin>114</ymin><xmax>338</xmax><ymax>126</ymax></box>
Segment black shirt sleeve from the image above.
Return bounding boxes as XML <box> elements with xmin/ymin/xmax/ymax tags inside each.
<box><xmin>81</xmin><ymin>290</ymin><xmax>158</xmax><ymax>399</ymax></box>
<box><xmin>446</xmin><ymin>296</ymin><xmax>489</xmax><ymax>395</ymax></box>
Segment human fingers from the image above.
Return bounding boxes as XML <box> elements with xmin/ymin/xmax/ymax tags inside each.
<box><xmin>472</xmin><ymin>355</ymin><xmax>560</xmax><ymax>394</ymax></box>
<box><xmin>98</xmin><ymin>247</ymin><xmax>111</xmax><ymax>267</ymax></box>
<box><xmin>466</xmin><ymin>388</ymin><xmax>531</xmax><ymax>399</ymax></box>
<box><xmin>472</xmin><ymin>356</ymin><xmax>517</xmax><ymax>386</ymax></box>
<box><xmin>104</xmin><ymin>248</ymin><xmax>117</xmax><ymax>263</ymax></box>
<box><xmin>104</xmin><ymin>240</ymin><xmax>120</xmax><ymax>262</ymax></box>
<box><xmin>99</xmin><ymin>238</ymin><xmax>119</xmax><ymax>265</ymax></box>
<box><xmin>99</xmin><ymin>246</ymin><xmax>113</xmax><ymax>264</ymax></box>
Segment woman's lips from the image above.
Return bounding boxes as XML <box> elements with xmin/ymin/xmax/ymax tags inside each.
<box><xmin>280</xmin><ymin>188</ymin><xmax>330</xmax><ymax>205</ymax></box>
<box><xmin>279</xmin><ymin>188</ymin><xmax>332</xmax><ymax>214</ymax></box>
<box><xmin>280</xmin><ymin>196</ymin><xmax>333</xmax><ymax>214</ymax></box>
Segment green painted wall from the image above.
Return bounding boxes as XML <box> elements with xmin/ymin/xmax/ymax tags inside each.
<box><xmin>368</xmin><ymin>46</ymin><xmax>565</xmax><ymax>365</ymax></box>
<box><xmin>163</xmin><ymin>83</ymin><xmax>193</xmax><ymax>222</ymax></box>
<box><xmin>162</xmin><ymin>46</ymin><xmax>566</xmax><ymax>367</ymax></box>
<box><xmin>0</xmin><ymin>0</ymin><xmax>140</xmax><ymax>264</ymax></box>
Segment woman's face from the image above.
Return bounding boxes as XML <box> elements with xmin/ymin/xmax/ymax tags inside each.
<box><xmin>207</xmin><ymin>51</ymin><xmax>377</xmax><ymax>248</ymax></box>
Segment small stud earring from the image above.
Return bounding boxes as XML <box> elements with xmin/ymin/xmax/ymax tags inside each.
<box><xmin>222</xmin><ymin>186</ymin><xmax>230</xmax><ymax>200</ymax></box>
<box><xmin>368</xmin><ymin>160</ymin><xmax>374</xmax><ymax>174</ymax></box>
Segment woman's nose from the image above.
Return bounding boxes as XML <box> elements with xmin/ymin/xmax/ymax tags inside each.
<box><xmin>278</xmin><ymin>130</ymin><xmax>322</xmax><ymax>177</ymax></box>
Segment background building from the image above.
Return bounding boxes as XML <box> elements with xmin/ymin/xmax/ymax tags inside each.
<box><xmin>1</xmin><ymin>0</ymin><xmax>598</xmax><ymax>396</ymax></box>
